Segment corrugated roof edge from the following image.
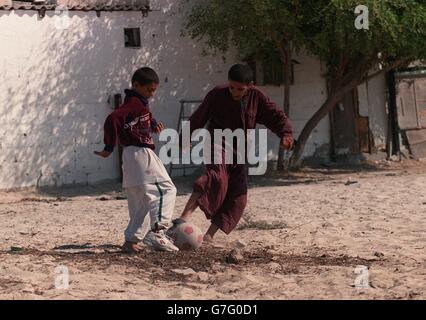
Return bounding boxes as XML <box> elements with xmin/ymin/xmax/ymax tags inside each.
<box><xmin>0</xmin><ymin>3</ymin><xmax>150</xmax><ymax>11</ymax></box>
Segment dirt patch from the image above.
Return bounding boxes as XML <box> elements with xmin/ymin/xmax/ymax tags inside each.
<box><xmin>237</xmin><ymin>216</ymin><xmax>288</xmax><ymax>231</ymax></box>
<box><xmin>1</xmin><ymin>164</ymin><xmax>425</xmax><ymax>299</ymax></box>
<box><xmin>0</xmin><ymin>278</ymin><xmax>23</xmax><ymax>290</ymax></box>
<box><xmin>0</xmin><ymin>246</ymin><xmax>375</xmax><ymax>283</ymax></box>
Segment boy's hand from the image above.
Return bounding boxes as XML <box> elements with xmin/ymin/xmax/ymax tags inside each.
<box><xmin>280</xmin><ymin>136</ymin><xmax>294</xmax><ymax>150</ymax></box>
<box><xmin>153</xmin><ymin>122</ymin><xmax>165</xmax><ymax>134</ymax></box>
<box><xmin>94</xmin><ymin>150</ymin><xmax>112</xmax><ymax>158</ymax></box>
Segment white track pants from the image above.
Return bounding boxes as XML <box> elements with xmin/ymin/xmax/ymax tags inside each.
<box><xmin>124</xmin><ymin>180</ymin><xmax>177</xmax><ymax>243</ymax></box>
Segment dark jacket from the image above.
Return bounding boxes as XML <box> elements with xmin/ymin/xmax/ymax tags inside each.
<box><xmin>102</xmin><ymin>89</ymin><xmax>158</xmax><ymax>152</ymax></box>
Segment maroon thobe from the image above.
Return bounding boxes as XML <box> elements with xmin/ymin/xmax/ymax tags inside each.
<box><xmin>188</xmin><ymin>85</ymin><xmax>293</xmax><ymax>234</ymax></box>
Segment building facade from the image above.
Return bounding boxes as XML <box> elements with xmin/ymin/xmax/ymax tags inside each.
<box><xmin>0</xmin><ymin>0</ymin><xmax>389</xmax><ymax>189</ymax></box>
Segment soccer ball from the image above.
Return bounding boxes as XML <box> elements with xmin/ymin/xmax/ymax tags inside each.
<box><xmin>166</xmin><ymin>222</ymin><xmax>204</xmax><ymax>251</ymax></box>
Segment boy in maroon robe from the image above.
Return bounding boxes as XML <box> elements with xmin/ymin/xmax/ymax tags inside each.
<box><xmin>174</xmin><ymin>64</ymin><xmax>294</xmax><ymax>243</ymax></box>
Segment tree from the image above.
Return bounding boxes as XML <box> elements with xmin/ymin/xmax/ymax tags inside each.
<box><xmin>181</xmin><ymin>0</ymin><xmax>309</xmax><ymax>170</ymax></box>
<box><xmin>182</xmin><ymin>0</ymin><xmax>426</xmax><ymax>166</ymax></box>
<box><xmin>290</xmin><ymin>0</ymin><xmax>426</xmax><ymax>164</ymax></box>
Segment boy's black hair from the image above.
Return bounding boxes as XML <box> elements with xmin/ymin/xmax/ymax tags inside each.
<box><xmin>228</xmin><ymin>64</ymin><xmax>254</xmax><ymax>84</ymax></box>
<box><xmin>131</xmin><ymin>67</ymin><xmax>160</xmax><ymax>86</ymax></box>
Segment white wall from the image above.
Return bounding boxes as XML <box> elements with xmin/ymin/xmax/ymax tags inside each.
<box><xmin>258</xmin><ymin>52</ymin><xmax>331</xmax><ymax>160</ymax></box>
<box><xmin>261</xmin><ymin>57</ymin><xmax>389</xmax><ymax>160</ymax></box>
<box><xmin>358</xmin><ymin>74</ymin><xmax>388</xmax><ymax>151</ymax></box>
<box><xmin>0</xmin><ymin>1</ymin><xmax>236</xmax><ymax>189</ymax></box>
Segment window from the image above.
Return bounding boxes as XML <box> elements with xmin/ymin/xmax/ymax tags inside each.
<box><xmin>124</xmin><ymin>28</ymin><xmax>141</xmax><ymax>48</ymax></box>
<box><xmin>246</xmin><ymin>54</ymin><xmax>296</xmax><ymax>86</ymax></box>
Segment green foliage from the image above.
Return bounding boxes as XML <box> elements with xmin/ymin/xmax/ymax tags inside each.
<box><xmin>307</xmin><ymin>0</ymin><xmax>426</xmax><ymax>77</ymax></box>
<box><xmin>182</xmin><ymin>0</ymin><xmax>426</xmax><ymax>163</ymax></box>
<box><xmin>182</xmin><ymin>0</ymin><xmax>426</xmax><ymax>77</ymax></box>
<box><xmin>181</xmin><ymin>0</ymin><xmax>309</xmax><ymax>61</ymax></box>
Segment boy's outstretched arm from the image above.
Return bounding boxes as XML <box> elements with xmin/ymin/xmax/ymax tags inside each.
<box><xmin>256</xmin><ymin>92</ymin><xmax>294</xmax><ymax>150</ymax></box>
<box><xmin>94</xmin><ymin>150</ymin><xmax>112</xmax><ymax>158</ymax></box>
<box><xmin>188</xmin><ymin>90</ymin><xmax>215</xmax><ymax>133</ymax></box>
<box><xmin>178</xmin><ymin>90</ymin><xmax>214</xmax><ymax>152</ymax></box>
<box><xmin>94</xmin><ymin>114</ymin><xmax>118</xmax><ymax>158</ymax></box>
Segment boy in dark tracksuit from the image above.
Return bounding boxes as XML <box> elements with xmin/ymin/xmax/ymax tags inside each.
<box><xmin>174</xmin><ymin>64</ymin><xmax>294</xmax><ymax>242</ymax></box>
<box><xmin>95</xmin><ymin>67</ymin><xmax>178</xmax><ymax>253</ymax></box>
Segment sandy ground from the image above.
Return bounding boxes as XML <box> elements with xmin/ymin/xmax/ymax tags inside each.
<box><xmin>0</xmin><ymin>160</ymin><xmax>425</xmax><ymax>300</ymax></box>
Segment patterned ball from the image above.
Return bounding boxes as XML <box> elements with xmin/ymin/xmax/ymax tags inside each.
<box><xmin>166</xmin><ymin>222</ymin><xmax>204</xmax><ymax>251</ymax></box>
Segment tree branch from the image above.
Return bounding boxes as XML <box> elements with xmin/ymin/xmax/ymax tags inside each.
<box><xmin>360</xmin><ymin>59</ymin><xmax>412</xmax><ymax>84</ymax></box>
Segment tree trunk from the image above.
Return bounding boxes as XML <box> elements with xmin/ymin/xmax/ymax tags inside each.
<box><xmin>289</xmin><ymin>59</ymin><xmax>408</xmax><ymax>166</ymax></box>
<box><xmin>290</xmin><ymin>79</ymin><xmax>360</xmax><ymax>166</ymax></box>
<box><xmin>276</xmin><ymin>46</ymin><xmax>292</xmax><ymax>171</ymax></box>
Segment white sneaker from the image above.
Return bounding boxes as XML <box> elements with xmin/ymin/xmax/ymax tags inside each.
<box><xmin>143</xmin><ymin>230</ymin><xmax>179</xmax><ymax>252</ymax></box>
